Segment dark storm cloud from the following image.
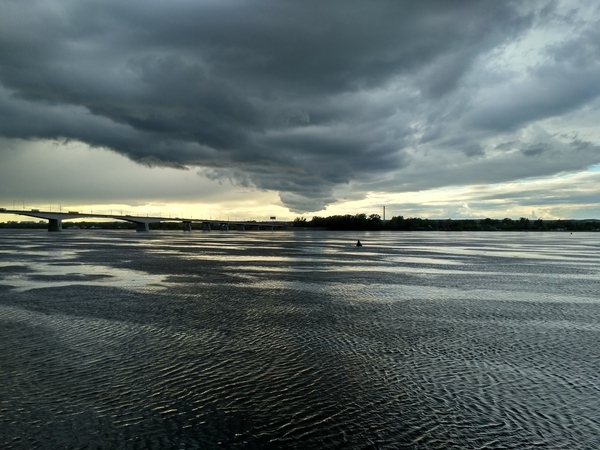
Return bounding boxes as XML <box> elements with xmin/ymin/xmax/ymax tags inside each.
<box><xmin>522</xmin><ymin>143</ymin><xmax>549</xmax><ymax>157</ymax></box>
<box><xmin>1</xmin><ymin>0</ymin><xmax>599</xmax><ymax>212</ymax></box>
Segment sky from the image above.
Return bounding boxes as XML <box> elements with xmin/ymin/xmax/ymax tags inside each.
<box><xmin>2</xmin><ymin>0</ymin><xmax>600</xmax><ymax>222</ymax></box>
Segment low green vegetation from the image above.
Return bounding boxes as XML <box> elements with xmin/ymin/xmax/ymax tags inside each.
<box><xmin>0</xmin><ymin>221</ymin><xmax>250</xmax><ymax>230</ymax></box>
<box><xmin>2</xmin><ymin>215</ymin><xmax>599</xmax><ymax>231</ymax></box>
<box><xmin>0</xmin><ymin>221</ymin><xmax>137</xmax><ymax>229</ymax></box>
<box><xmin>293</xmin><ymin>214</ymin><xmax>600</xmax><ymax>231</ymax></box>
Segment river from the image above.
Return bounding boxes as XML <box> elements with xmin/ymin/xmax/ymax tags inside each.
<box><xmin>1</xmin><ymin>229</ymin><xmax>599</xmax><ymax>449</ymax></box>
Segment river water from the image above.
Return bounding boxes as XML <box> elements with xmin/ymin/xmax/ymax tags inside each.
<box><xmin>1</xmin><ymin>229</ymin><xmax>599</xmax><ymax>449</ymax></box>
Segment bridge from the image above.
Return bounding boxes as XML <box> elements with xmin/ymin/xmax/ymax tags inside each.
<box><xmin>0</xmin><ymin>209</ymin><xmax>289</xmax><ymax>232</ymax></box>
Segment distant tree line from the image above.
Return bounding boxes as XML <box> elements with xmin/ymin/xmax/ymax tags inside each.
<box><xmin>0</xmin><ymin>221</ymin><xmax>49</xmax><ymax>229</ymax></box>
<box><xmin>0</xmin><ymin>221</ymin><xmax>138</xmax><ymax>230</ymax></box>
<box><xmin>0</xmin><ymin>221</ymin><xmax>261</xmax><ymax>230</ymax></box>
<box><xmin>0</xmin><ymin>221</ymin><xmax>187</xmax><ymax>230</ymax></box>
<box><xmin>293</xmin><ymin>214</ymin><xmax>600</xmax><ymax>231</ymax></box>
<box><xmin>3</xmin><ymin>216</ymin><xmax>599</xmax><ymax>232</ymax></box>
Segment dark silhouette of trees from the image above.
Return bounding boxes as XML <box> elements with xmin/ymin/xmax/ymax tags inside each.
<box><xmin>298</xmin><ymin>213</ymin><xmax>384</xmax><ymax>230</ymax></box>
<box><xmin>2</xmin><ymin>215</ymin><xmax>599</xmax><ymax>232</ymax></box>
<box><xmin>292</xmin><ymin>215</ymin><xmax>600</xmax><ymax>232</ymax></box>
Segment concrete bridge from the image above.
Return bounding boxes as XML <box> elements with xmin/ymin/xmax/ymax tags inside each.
<box><xmin>0</xmin><ymin>209</ymin><xmax>289</xmax><ymax>232</ymax></box>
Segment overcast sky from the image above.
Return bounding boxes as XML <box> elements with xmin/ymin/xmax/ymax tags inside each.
<box><xmin>2</xmin><ymin>0</ymin><xmax>600</xmax><ymax>221</ymax></box>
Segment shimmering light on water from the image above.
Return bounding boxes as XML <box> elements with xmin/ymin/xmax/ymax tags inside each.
<box><xmin>1</xmin><ymin>229</ymin><xmax>600</xmax><ymax>449</ymax></box>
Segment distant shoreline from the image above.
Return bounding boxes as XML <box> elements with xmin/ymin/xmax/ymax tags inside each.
<box><xmin>292</xmin><ymin>214</ymin><xmax>600</xmax><ymax>232</ymax></box>
<box><xmin>1</xmin><ymin>217</ymin><xmax>599</xmax><ymax>232</ymax></box>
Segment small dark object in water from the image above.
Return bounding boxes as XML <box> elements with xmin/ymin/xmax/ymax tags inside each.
<box><xmin>356</xmin><ymin>240</ymin><xmax>362</xmax><ymax>247</ymax></box>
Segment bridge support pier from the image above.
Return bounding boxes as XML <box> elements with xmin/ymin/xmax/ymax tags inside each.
<box><xmin>182</xmin><ymin>221</ymin><xmax>192</xmax><ymax>232</ymax></box>
<box><xmin>202</xmin><ymin>223</ymin><xmax>211</xmax><ymax>231</ymax></box>
<box><xmin>237</xmin><ymin>224</ymin><xmax>245</xmax><ymax>231</ymax></box>
<box><xmin>135</xmin><ymin>222</ymin><xmax>150</xmax><ymax>232</ymax></box>
<box><xmin>220</xmin><ymin>224</ymin><xmax>229</xmax><ymax>231</ymax></box>
<box><xmin>48</xmin><ymin>219</ymin><xmax>62</xmax><ymax>232</ymax></box>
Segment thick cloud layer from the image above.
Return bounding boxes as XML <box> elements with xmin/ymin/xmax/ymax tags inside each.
<box><xmin>1</xmin><ymin>0</ymin><xmax>600</xmax><ymax>212</ymax></box>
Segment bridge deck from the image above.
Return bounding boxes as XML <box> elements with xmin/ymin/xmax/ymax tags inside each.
<box><xmin>0</xmin><ymin>209</ymin><xmax>289</xmax><ymax>231</ymax></box>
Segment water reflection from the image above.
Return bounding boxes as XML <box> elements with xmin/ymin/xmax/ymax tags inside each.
<box><xmin>0</xmin><ymin>230</ymin><xmax>600</xmax><ymax>449</ymax></box>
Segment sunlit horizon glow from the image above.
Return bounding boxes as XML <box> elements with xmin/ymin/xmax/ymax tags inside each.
<box><xmin>2</xmin><ymin>137</ymin><xmax>600</xmax><ymax>223</ymax></box>
<box><xmin>3</xmin><ymin>163</ymin><xmax>600</xmax><ymax>223</ymax></box>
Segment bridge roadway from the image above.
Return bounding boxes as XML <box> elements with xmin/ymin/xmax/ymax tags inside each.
<box><xmin>0</xmin><ymin>209</ymin><xmax>289</xmax><ymax>232</ymax></box>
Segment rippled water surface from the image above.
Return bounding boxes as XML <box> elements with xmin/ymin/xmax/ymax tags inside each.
<box><xmin>1</xmin><ymin>229</ymin><xmax>600</xmax><ymax>449</ymax></box>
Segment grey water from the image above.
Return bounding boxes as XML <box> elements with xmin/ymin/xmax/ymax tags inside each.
<box><xmin>1</xmin><ymin>229</ymin><xmax>599</xmax><ymax>449</ymax></box>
